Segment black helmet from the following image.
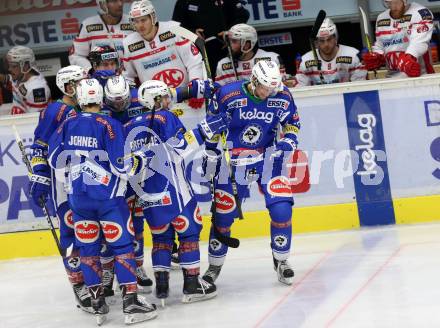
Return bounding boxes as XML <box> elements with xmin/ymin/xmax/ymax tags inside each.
<box><xmin>88</xmin><ymin>45</ymin><xmax>119</xmax><ymax>70</ymax></box>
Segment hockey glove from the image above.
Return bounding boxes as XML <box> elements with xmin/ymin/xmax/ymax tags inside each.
<box><xmin>188</xmin><ymin>79</ymin><xmax>216</xmax><ymax>109</ymax></box>
<box><xmin>188</xmin><ymin>97</ymin><xmax>205</xmax><ymax>109</ymax></box>
<box><xmin>397</xmin><ymin>53</ymin><xmax>421</xmax><ymax>77</ymax></box>
<box><xmin>91</xmin><ymin>69</ymin><xmax>116</xmax><ymax>86</ymax></box>
<box><xmin>29</xmin><ymin>173</ymin><xmax>51</xmax><ymax>207</ymax></box>
<box><xmin>197</xmin><ymin>112</ymin><xmax>228</xmax><ymax>140</ymax></box>
<box><xmin>271</xmin><ymin>137</ymin><xmax>297</xmax><ymax>161</ymax></box>
<box><xmin>362</xmin><ymin>52</ymin><xmax>385</xmax><ymax>71</ymax></box>
<box><xmin>202</xmin><ymin>148</ymin><xmax>222</xmax><ymax>179</ymax></box>
<box><xmin>188</xmin><ymin>79</ymin><xmax>215</xmax><ymax>99</ymax></box>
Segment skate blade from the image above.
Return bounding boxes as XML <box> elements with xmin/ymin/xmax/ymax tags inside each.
<box><xmin>181</xmin><ymin>291</ymin><xmax>217</xmax><ymax>303</ymax></box>
<box><xmin>96</xmin><ymin>314</ymin><xmax>106</xmax><ymax>326</ymax></box>
<box><xmin>124</xmin><ymin>310</ymin><xmax>158</xmax><ymax>325</ymax></box>
<box><xmin>137</xmin><ymin>285</ymin><xmax>152</xmax><ymax>294</ymax></box>
<box><xmin>278</xmin><ymin>276</ymin><xmax>294</xmax><ymax>286</ymax></box>
<box><xmin>76</xmin><ymin>304</ymin><xmax>94</xmax><ymax>314</ymax></box>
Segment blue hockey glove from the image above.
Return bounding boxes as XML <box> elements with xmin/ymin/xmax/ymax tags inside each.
<box><xmin>197</xmin><ymin>112</ymin><xmax>228</xmax><ymax>140</ymax></box>
<box><xmin>29</xmin><ymin>173</ymin><xmax>51</xmax><ymax>207</ymax></box>
<box><xmin>270</xmin><ymin>138</ymin><xmax>297</xmax><ymax>170</ymax></box>
<box><xmin>91</xmin><ymin>69</ymin><xmax>116</xmax><ymax>86</ymax></box>
<box><xmin>189</xmin><ymin>79</ymin><xmax>216</xmax><ymax>99</ymax></box>
<box><xmin>202</xmin><ymin>148</ymin><xmax>222</xmax><ymax>179</ymax></box>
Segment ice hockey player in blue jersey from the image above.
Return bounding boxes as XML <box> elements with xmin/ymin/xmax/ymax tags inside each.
<box><xmin>88</xmin><ymin>45</ymin><xmax>119</xmax><ymax>87</ymax></box>
<box><xmin>124</xmin><ymin>79</ymin><xmax>228</xmax><ymax>305</ymax></box>
<box><xmin>102</xmin><ymin>75</ymin><xmax>152</xmax><ymax>294</ymax></box>
<box><xmin>29</xmin><ymin>65</ymin><xmax>93</xmax><ymax>312</ymax></box>
<box><xmin>202</xmin><ymin>60</ymin><xmax>300</xmax><ymax>286</ymax></box>
<box><xmin>104</xmin><ymin>75</ymin><xmax>144</xmax><ymax>124</ymax></box>
<box><xmin>48</xmin><ymin>78</ymin><xmax>157</xmax><ymax>325</ymax></box>
<box><xmin>100</xmin><ymin>76</ymin><xmax>215</xmax><ymax>295</ymax></box>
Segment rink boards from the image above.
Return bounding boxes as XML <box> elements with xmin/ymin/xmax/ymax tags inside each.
<box><xmin>0</xmin><ymin>76</ymin><xmax>440</xmax><ymax>259</ymax></box>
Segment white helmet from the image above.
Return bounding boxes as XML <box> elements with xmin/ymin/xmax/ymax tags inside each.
<box><xmin>250</xmin><ymin>60</ymin><xmax>282</xmax><ymax>95</ymax></box>
<box><xmin>228</xmin><ymin>24</ymin><xmax>258</xmax><ymax>54</ymax></box>
<box><xmin>130</xmin><ymin>0</ymin><xmax>156</xmax><ymax>25</ymax></box>
<box><xmin>96</xmin><ymin>0</ymin><xmax>108</xmax><ymax>14</ymax></box>
<box><xmin>6</xmin><ymin>46</ymin><xmax>36</xmax><ymax>74</ymax></box>
<box><xmin>56</xmin><ymin>65</ymin><xmax>88</xmax><ymax>96</ymax></box>
<box><xmin>104</xmin><ymin>76</ymin><xmax>132</xmax><ymax>112</ymax></box>
<box><xmin>317</xmin><ymin>18</ymin><xmax>338</xmax><ymax>39</ymax></box>
<box><xmin>76</xmin><ymin>79</ymin><xmax>104</xmax><ymax>109</ymax></box>
<box><xmin>383</xmin><ymin>0</ymin><xmax>407</xmax><ymax>8</ymax></box>
<box><xmin>138</xmin><ymin>80</ymin><xmax>170</xmax><ymax>111</ymax></box>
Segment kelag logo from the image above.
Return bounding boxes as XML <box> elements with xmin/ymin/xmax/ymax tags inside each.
<box><xmin>424</xmin><ymin>101</ymin><xmax>440</xmax><ymax>179</ymax></box>
<box><xmin>343</xmin><ymin>90</ymin><xmax>395</xmax><ymax>226</ymax></box>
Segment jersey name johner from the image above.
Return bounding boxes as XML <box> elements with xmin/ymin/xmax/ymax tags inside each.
<box><xmin>68</xmin><ymin>136</ymin><xmax>98</xmax><ymax>148</ymax></box>
<box><xmin>239</xmin><ymin>108</ymin><xmax>274</xmax><ymax>123</ymax></box>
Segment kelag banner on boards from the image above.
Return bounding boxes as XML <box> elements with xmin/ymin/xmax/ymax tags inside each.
<box><xmin>1</xmin><ymin>77</ymin><xmax>439</xmax><ymax>233</ymax></box>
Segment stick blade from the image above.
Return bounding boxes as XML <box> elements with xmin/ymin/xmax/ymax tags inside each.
<box><xmin>169</xmin><ymin>25</ymin><xmax>206</xmax><ymax>55</ymax></box>
<box><xmin>359</xmin><ymin>6</ymin><xmax>370</xmax><ymax>36</ymax></box>
<box><xmin>310</xmin><ymin>10</ymin><xmax>327</xmax><ymax>39</ymax></box>
<box><xmin>169</xmin><ymin>25</ymin><xmax>198</xmax><ymax>43</ymax></box>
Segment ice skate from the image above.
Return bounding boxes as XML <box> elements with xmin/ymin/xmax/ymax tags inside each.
<box><xmin>273</xmin><ymin>258</ymin><xmax>294</xmax><ymax>285</ymax></box>
<box><xmin>72</xmin><ymin>282</ymin><xmax>93</xmax><ymax>314</ymax></box>
<box><xmin>102</xmin><ymin>268</ymin><xmax>116</xmax><ymax>304</ymax></box>
<box><xmin>136</xmin><ymin>265</ymin><xmax>153</xmax><ymax>294</ymax></box>
<box><xmin>182</xmin><ymin>269</ymin><xmax>217</xmax><ymax>303</ymax></box>
<box><xmin>171</xmin><ymin>252</ymin><xmax>180</xmax><ymax>270</ymax></box>
<box><xmin>202</xmin><ymin>264</ymin><xmax>222</xmax><ymax>284</ymax></box>
<box><xmin>154</xmin><ymin>271</ymin><xmax>169</xmax><ymax>307</ymax></box>
<box><xmin>122</xmin><ymin>286</ymin><xmax>158</xmax><ymax>324</ymax></box>
<box><xmin>89</xmin><ymin>286</ymin><xmax>109</xmax><ymax>326</ymax></box>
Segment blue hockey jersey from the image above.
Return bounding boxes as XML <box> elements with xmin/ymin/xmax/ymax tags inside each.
<box><xmin>31</xmin><ymin>100</ymin><xmax>78</xmax><ymax>172</ymax></box>
<box><xmin>208</xmin><ymin>81</ymin><xmax>300</xmax><ymax>158</ymax></box>
<box><xmin>48</xmin><ymin>112</ymin><xmax>130</xmax><ymax>200</ymax></box>
<box><xmin>124</xmin><ymin>110</ymin><xmax>204</xmax><ymax>226</ymax></box>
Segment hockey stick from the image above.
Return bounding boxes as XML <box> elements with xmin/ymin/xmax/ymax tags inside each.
<box><xmin>169</xmin><ymin>26</ymin><xmax>244</xmax><ymax>217</ymax></box>
<box><xmin>359</xmin><ymin>6</ymin><xmax>377</xmax><ymax>78</ymax></box>
<box><xmin>170</xmin><ymin>25</ymin><xmax>241</xmax><ymax>248</ymax></box>
<box><xmin>215</xmin><ymin>4</ymin><xmax>239</xmax><ymax>81</ymax></box>
<box><xmin>223</xmin><ymin>33</ymin><xmax>239</xmax><ymax>80</ymax></box>
<box><xmin>309</xmin><ymin>10</ymin><xmax>326</xmax><ymax>84</ymax></box>
<box><xmin>12</xmin><ymin>124</ymin><xmax>65</xmax><ymax>257</ymax></box>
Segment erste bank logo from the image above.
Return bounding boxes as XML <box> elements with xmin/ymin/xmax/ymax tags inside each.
<box><xmin>282</xmin><ymin>0</ymin><xmax>302</xmax><ymax>17</ymax></box>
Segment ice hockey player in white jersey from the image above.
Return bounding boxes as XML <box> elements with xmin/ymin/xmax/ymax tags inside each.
<box><xmin>69</xmin><ymin>0</ymin><xmax>135</xmax><ymax>70</ymax></box>
<box><xmin>296</xmin><ymin>18</ymin><xmax>366</xmax><ymax>86</ymax></box>
<box><xmin>215</xmin><ymin>23</ymin><xmax>285</xmax><ymax>86</ymax></box>
<box><xmin>362</xmin><ymin>0</ymin><xmax>434</xmax><ymax>77</ymax></box>
<box><xmin>122</xmin><ymin>0</ymin><xmax>205</xmax><ymax>110</ymax></box>
<box><xmin>0</xmin><ymin>46</ymin><xmax>50</xmax><ymax>115</ymax></box>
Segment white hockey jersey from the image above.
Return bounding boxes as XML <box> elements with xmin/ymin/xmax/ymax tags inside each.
<box><xmin>295</xmin><ymin>44</ymin><xmax>367</xmax><ymax>86</ymax></box>
<box><xmin>122</xmin><ymin>21</ymin><xmax>204</xmax><ymax>88</ymax></box>
<box><xmin>69</xmin><ymin>14</ymin><xmax>135</xmax><ymax>70</ymax></box>
<box><xmin>8</xmin><ymin>73</ymin><xmax>51</xmax><ymax>115</ymax></box>
<box><xmin>215</xmin><ymin>48</ymin><xmax>285</xmax><ymax>85</ymax></box>
<box><xmin>372</xmin><ymin>2</ymin><xmax>434</xmax><ymax>75</ymax></box>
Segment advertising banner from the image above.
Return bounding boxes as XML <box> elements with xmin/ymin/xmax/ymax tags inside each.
<box><xmin>0</xmin><ymin>0</ymin><xmax>133</xmax><ymax>54</ymax></box>
<box><xmin>1</xmin><ymin>77</ymin><xmax>440</xmax><ymax>233</ymax></box>
<box><xmin>3</xmin><ymin>1</ymin><xmax>440</xmax><ymax>55</ymax></box>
